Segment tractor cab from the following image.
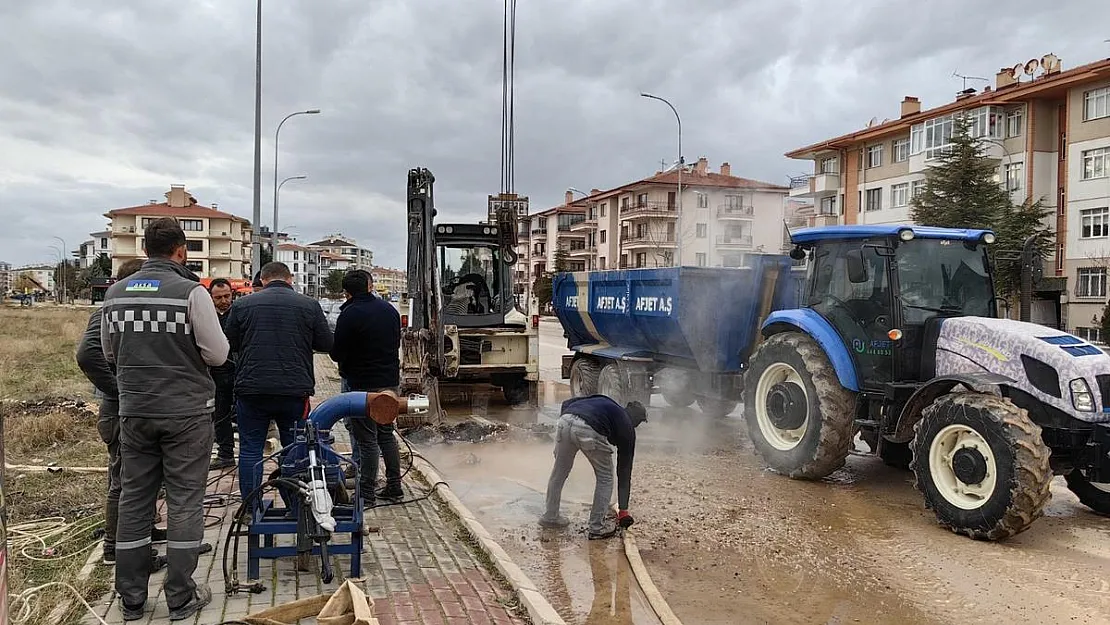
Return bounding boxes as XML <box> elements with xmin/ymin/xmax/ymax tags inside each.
<box><xmin>434</xmin><ymin>223</ymin><xmax>523</xmax><ymax>328</ymax></box>
<box><xmin>789</xmin><ymin>225</ymin><xmax>997</xmax><ymax>389</ymax></box>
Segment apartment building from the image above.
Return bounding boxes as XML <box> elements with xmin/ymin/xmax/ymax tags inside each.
<box><xmin>103</xmin><ymin>185</ymin><xmax>252</xmax><ymax>279</ymax></box>
<box><xmin>275</xmin><ymin>243</ymin><xmax>320</xmax><ymax>296</ymax></box>
<box><xmin>307</xmin><ymin>234</ymin><xmax>373</xmax><ymax>271</ymax></box>
<box><xmin>0</xmin><ymin>261</ymin><xmax>10</xmax><ymax>295</ymax></box>
<box><xmin>571</xmin><ymin>159</ymin><xmax>789</xmax><ymax>270</ymax></box>
<box><xmin>786</xmin><ymin>53</ymin><xmax>1110</xmax><ymax>336</ymax></box>
<box><xmin>13</xmin><ymin>264</ymin><xmax>54</xmax><ymax>294</ymax></box>
<box><xmin>370</xmin><ymin>266</ymin><xmax>406</xmax><ymax>297</ymax></box>
<box><xmin>319</xmin><ymin>252</ymin><xmax>353</xmax><ymax>274</ymax></box>
<box><xmin>78</xmin><ymin>232</ymin><xmax>111</xmax><ymax>270</ymax></box>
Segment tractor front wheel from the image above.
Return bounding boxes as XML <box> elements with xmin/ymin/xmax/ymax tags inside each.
<box><xmin>911</xmin><ymin>393</ymin><xmax>1051</xmax><ymax>540</ymax></box>
<box><xmin>742</xmin><ymin>332</ymin><xmax>857</xmax><ymax>479</ymax></box>
<box><xmin>1064</xmin><ymin>470</ymin><xmax>1110</xmax><ymax>516</ymax></box>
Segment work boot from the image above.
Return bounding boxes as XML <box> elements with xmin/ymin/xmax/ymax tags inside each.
<box><xmin>150</xmin><ymin>553</ymin><xmax>168</xmax><ymax>573</ymax></box>
<box><xmin>376</xmin><ymin>486</ymin><xmax>404</xmax><ymax>501</ymax></box>
<box><xmin>168</xmin><ymin>584</ymin><xmax>212</xmax><ymax>621</ymax></box>
<box><xmin>120</xmin><ymin>601</ymin><xmax>145</xmax><ymax>622</ymax></box>
<box><xmin>150</xmin><ymin>527</ymin><xmax>168</xmax><ymax>544</ymax></box>
<box><xmin>210</xmin><ymin>456</ymin><xmax>235</xmax><ymax>471</ymax></box>
<box><xmin>587</xmin><ymin>526</ymin><xmax>619</xmax><ymax>541</ymax></box>
<box><xmin>102</xmin><ymin>544</ymin><xmax>116</xmax><ymax>565</ymax></box>
<box><xmin>538</xmin><ymin>515</ymin><xmax>570</xmax><ymax>529</ymax></box>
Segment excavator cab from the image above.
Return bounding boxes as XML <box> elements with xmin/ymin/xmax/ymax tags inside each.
<box><xmin>435</xmin><ymin>224</ymin><xmax>524</xmax><ymax>328</ymax></box>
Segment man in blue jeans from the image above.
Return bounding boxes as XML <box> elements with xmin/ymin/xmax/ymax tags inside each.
<box><xmin>223</xmin><ymin>262</ymin><xmax>333</xmax><ymax>509</ymax></box>
<box><xmin>329</xmin><ymin>270</ymin><xmax>403</xmax><ymax>507</ymax></box>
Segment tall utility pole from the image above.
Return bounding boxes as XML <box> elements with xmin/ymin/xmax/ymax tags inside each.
<box><xmin>251</xmin><ymin>0</ymin><xmax>263</xmax><ymax>279</ymax></box>
<box><xmin>272</xmin><ymin>110</ymin><xmax>319</xmax><ymax>255</ymax></box>
<box><xmin>640</xmin><ymin>93</ymin><xmax>683</xmax><ymax>266</ymax></box>
<box><xmin>51</xmin><ymin>238</ymin><xmax>67</xmax><ymax>303</ymax></box>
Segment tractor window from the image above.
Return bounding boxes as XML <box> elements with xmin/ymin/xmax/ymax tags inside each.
<box><xmin>440</xmin><ymin>245</ymin><xmax>502</xmax><ymax>315</ymax></box>
<box><xmin>896</xmin><ymin>239</ymin><xmax>993</xmax><ymax>325</ymax></box>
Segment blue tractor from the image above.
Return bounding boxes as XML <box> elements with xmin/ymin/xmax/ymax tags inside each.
<box><xmin>749</xmin><ymin>224</ymin><xmax>1110</xmax><ymax>540</ymax></box>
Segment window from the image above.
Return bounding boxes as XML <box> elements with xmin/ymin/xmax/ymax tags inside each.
<box><xmin>1004</xmin><ymin>162</ymin><xmax>1024</xmax><ymax>192</ymax></box>
<box><xmin>185</xmin><ymin>261</ymin><xmax>204</xmax><ymax>272</ymax></box>
<box><xmin>600</xmin><ymin>203</ymin><xmax>606</xmax><ymax>217</ymax></box>
<box><xmin>695</xmin><ymin>253</ymin><xmax>707</xmax><ymax>267</ymax></box>
<box><xmin>621</xmin><ymin>198</ymin><xmax>629</xmax><ymax>211</ymax></box>
<box><xmin>636</xmin><ymin>193</ymin><xmax>648</xmax><ymax>207</ymax></box>
<box><xmin>1076</xmin><ymin>327</ymin><xmax>1104</xmax><ymax>344</ymax></box>
<box><xmin>819</xmin><ymin>156</ymin><xmax>839</xmax><ymax>174</ymax></box>
<box><xmin>910</xmin><ymin>125</ymin><xmax>924</xmax><ymax>155</ymax></box>
<box><xmin>600</xmin><ymin>230</ymin><xmax>606</xmax><ymax>243</ymax></box>
<box><xmin>696</xmin><ymin>223</ymin><xmax>707</xmax><ymax>238</ymax></box>
<box><xmin>1085</xmin><ymin>87</ymin><xmax>1110</xmax><ymax>121</ymax></box>
<box><xmin>1076</xmin><ymin>267</ymin><xmax>1107</xmax><ymax>298</ymax></box>
<box><xmin>1006</xmin><ymin>107</ymin><xmax>1024</xmax><ymax>138</ymax></box>
<box><xmin>141</xmin><ymin>218</ymin><xmax>155</xmax><ymax>228</ymax></box>
<box><xmin>866</xmin><ymin>144</ymin><xmax>883</xmax><ymax>168</ymax></box>
<box><xmin>180</xmin><ymin>219</ymin><xmax>203</xmax><ymax>231</ymax></box>
<box><xmin>1083</xmin><ymin>147</ymin><xmax>1109</xmax><ymax>180</ymax></box>
<box><xmin>667</xmin><ymin>191</ymin><xmax>677</xmax><ymax>209</ymax></box>
<box><xmin>293</xmin><ymin>251</ymin><xmax>300</xmax><ymax>260</ymax></box>
<box><xmin>911</xmin><ymin>179</ymin><xmax>927</xmax><ymax>199</ymax></box>
<box><xmin>1081</xmin><ymin>207</ymin><xmax>1110</xmax><ymax>238</ymax></box>
<box><xmin>965</xmin><ymin>106</ymin><xmax>1004</xmax><ymax>140</ymax></box>
<box><xmin>599</xmin><ymin>257</ymin><xmax>606</xmax><ymax>270</ymax></box>
<box><xmin>635</xmin><ymin>253</ymin><xmax>646</xmax><ymax>268</ymax></box>
<box><xmin>185</xmin><ymin>240</ymin><xmax>203</xmax><ymax>252</ymax></box>
<box><xmin>923</xmin><ymin>115</ymin><xmax>955</xmax><ymax>159</ymax></box>
<box><xmin>293</xmin><ymin>263</ymin><xmax>299</xmax><ymax>273</ymax></box>
<box><xmin>865</xmin><ymin>188</ymin><xmax>882</xmax><ymax>211</ymax></box>
<box><xmin>892</xmin><ymin>139</ymin><xmax>909</xmax><ymax>163</ymax></box>
<box><xmin>891</xmin><ymin>183</ymin><xmax>909</xmax><ymax>208</ymax></box>
<box><xmin>100</xmin><ymin>237</ymin><xmax>108</xmax><ymax>249</ymax></box>
<box><xmin>697</xmin><ymin>193</ymin><xmax>708</xmax><ymax>208</ymax></box>
<box><xmin>819</xmin><ymin>196</ymin><xmax>837</xmax><ymax>215</ymax></box>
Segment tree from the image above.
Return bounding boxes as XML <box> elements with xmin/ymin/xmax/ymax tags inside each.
<box><xmin>91</xmin><ymin>253</ymin><xmax>112</xmax><ymax>277</ymax></box>
<box><xmin>533</xmin><ymin>273</ymin><xmax>553</xmax><ymax>312</ymax></box>
<box><xmin>325</xmin><ymin>269</ymin><xmax>345</xmax><ymax>296</ymax></box>
<box><xmin>910</xmin><ymin>116</ymin><xmax>1052</xmax><ymax>298</ymax></box>
<box><xmin>553</xmin><ymin>248</ymin><xmax>570</xmax><ymax>273</ymax></box>
<box><xmin>1101</xmin><ymin>300</ymin><xmax>1110</xmax><ymax>343</ymax></box>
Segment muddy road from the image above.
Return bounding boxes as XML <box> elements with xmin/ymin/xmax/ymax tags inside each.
<box><xmin>416</xmin><ymin>321</ymin><xmax>1110</xmax><ymax>624</ymax></box>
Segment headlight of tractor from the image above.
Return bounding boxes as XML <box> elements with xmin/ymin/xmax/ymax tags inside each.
<box><xmin>1070</xmin><ymin>378</ymin><xmax>1096</xmax><ymax>412</ymax></box>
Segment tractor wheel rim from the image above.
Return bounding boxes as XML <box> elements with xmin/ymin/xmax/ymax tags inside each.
<box><xmin>928</xmin><ymin>423</ymin><xmax>998</xmax><ymax>510</ymax></box>
<box><xmin>754</xmin><ymin>362</ymin><xmax>809</xmax><ymax>451</ymax></box>
<box><xmin>1083</xmin><ymin>471</ymin><xmax>1110</xmax><ymax>493</ymax></box>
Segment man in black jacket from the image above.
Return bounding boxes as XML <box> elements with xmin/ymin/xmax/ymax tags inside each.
<box><xmin>207</xmin><ymin>278</ymin><xmax>237</xmax><ymax>469</ymax></box>
<box><xmin>224</xmin><ymin>261</ymin><xmax>333</xmax><ymax>505</ymax></box>
<box><xmin>75</xmin><ymin>259</ymin><xmax>169</xmax><ymax>566</ymax></box>
<box><xmin>329</xmin><ymin>270</ymin><xmax>402</xmax><ymax>506</ymax></box>
<box><xmin>540</xmin><ymin>395</ymin><xmax>646</xmax><ymax>539</ymax></box>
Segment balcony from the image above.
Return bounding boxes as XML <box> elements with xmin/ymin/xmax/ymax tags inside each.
<box><xmin>717</xmin><ymin>204</ymin><xmax>754</xmax><ymax>219</ymax></box>
<box><xmin>115</xmin><ymin>226</ymin><xmax>140</xmax><ymax>235</ymax></box>
<box><xmin>620</xmin><ymin>201</ymin><xmax>678</xmax><ymax>219</ymax></box>
<box><xmin>568</xmin><ymin>246</ymin><xmax>595</xmax><ymax>257</ymax></box>
<box><xmin>716</xmin><ymin>234</ymin><xmax>754</xmax><ymax>248</ymax></box>
<box><xmin>621</xmin><ymin>234</ymin><xmax>676</xmax><ymax>249</ymax></box>
<box><xmin>531</xmin><ymin>228</ymin><xmax>548</xmax><ymax>235</ymax></box>
<box><xmin>570</xmin><ymin>217</ymin><xmax>597</xmax><ymax>232</ymax></box>
<box><xmin>209</xmin><ymin>231</ymin><xmax>234</xmax><ymax>240</ymax></box>
<box><xmin>789</xmin><ymin>172</ymin><xmax>840</xmax><ymax>198</ymax></box>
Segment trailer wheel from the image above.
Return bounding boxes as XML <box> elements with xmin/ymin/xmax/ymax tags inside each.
<box><xmin>655</xmin><ymin>368</ymin><xmax>694</xmax><ymax>407</ymax></box>
<box><xmin>665</xmin><ymin>393</ymin><xmax>696</xmax><ymax>408</ymax></box>
<box><xmin>598</xmin><ymin>362</ymin><xmax>631</xmax><ymax>405</ymax></box>
<box><xmin>696</xmin><ymin>398</ymin><xmax>737</xmax><ymax>418</ymax></box>
<box><xmin>911</xmin><ymin>393</ymin><xmax>1051</xmax><ymax>540</ymax></box>
<box><xmin>1064</xmin><ymin>470</ymin><xmax>1110</xmax><ymax>516</ymax></box>
<box><xmin>502</xmin><ymin>382</ymin><xmax>529</xmax><ymax>405</ymax></box>
<box><xmin>742</xmin><ymin>332</ymin><xmax>856</xmax><ymax>479</ymax></box>
<box><xmin>569</xmin><ymin>358</ymin><xmax>600</xmax><ymax>397</ymax></box>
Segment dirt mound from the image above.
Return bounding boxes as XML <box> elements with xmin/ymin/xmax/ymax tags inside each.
<box><xmin>403</xmin><ymin>418</ymin><xmax>553</xmax><ymax>445</ymax></box>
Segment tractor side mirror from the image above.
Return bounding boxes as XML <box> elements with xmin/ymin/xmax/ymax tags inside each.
<box><xmin>846</xmin><ymin>249</ymin><xmax>869</xmax><ymax>284</ymax></box>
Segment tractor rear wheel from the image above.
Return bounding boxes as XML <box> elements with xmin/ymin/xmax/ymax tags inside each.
<box><xmin>569</xmin><ymin>358</ymin><xmax>600</xmax><ymax>397</ymax></box>
<box><xmin>911</xmin><ymin>392</ymin><xmax>1051</xmax><ymax>540</ymax></box>
<box><xmin>742</xmin><ymin>332</ymin><xmax>856</xmax><ymax>479</ymax></box>
<box><xmin>1064</xmin><ymin>470</ymin><xmax>1110</xmax><ymax>516</ymax></box>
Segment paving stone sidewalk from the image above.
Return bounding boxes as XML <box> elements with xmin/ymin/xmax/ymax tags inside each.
<box><xmin>85</xmin><ymin>356</ymin><xmax>528</xmax><ymax>625</ymax></box>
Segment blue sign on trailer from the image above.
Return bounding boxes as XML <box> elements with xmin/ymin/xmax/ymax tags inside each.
<box><xmin>552</xmin><ymin>256</ymin><xmax>802</xmax><ymax>374</ymax></box>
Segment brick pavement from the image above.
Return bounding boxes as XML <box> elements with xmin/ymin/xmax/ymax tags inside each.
<box><xmin>84</xmin><ymin>356</ymin><xmax>528</xmax><ymax>625</ymax></box>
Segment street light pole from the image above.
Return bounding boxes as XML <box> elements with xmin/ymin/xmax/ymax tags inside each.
<box><xmin>275</xmin><ymin>175</ymin><xmax>307</xmax><ymax>252</ymax></box>
<box><xmin>51</xmin><ymin>236</ymin><xmax>67</xmax><ymax>304</ymax></box>
<box><xmin>640</xmin><ymin>93</ymin><xmax>683</xmax><ymax>266</ymax></box>
<box><xmin>273</xmin><ymin>109</ymin><xmax>320</xmax><ymax>256</ymax></box>
<box><xmin>251</xmin><ymin>0</ymin><xmax>263</xmax><ymax>281</ymax></box>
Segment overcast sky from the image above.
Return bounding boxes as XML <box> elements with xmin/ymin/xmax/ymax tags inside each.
<box><xmin>0</xmin><ymin>0</ymin><xmax>1106</xmax><ymax>269</ymax></box>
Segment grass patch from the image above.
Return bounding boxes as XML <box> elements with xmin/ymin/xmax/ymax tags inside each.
<box><xmin>0</xmin><ymin>307</ymin><xmax>94</xmax><ymax>401</ymax></box>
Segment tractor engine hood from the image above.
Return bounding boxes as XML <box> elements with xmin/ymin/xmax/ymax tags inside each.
<box><xmin>934</xmin><ymin>317</ymin><xmax>1110</xmax><ymax>423</ymax></box>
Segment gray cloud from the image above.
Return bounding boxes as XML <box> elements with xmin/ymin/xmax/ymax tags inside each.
<box><xmin>0</xmin><ymin>0</ymin><xmax>1105</xmax><ymax>269</ymax></box>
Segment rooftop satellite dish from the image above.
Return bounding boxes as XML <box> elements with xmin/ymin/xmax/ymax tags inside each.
<box><xmin>866</xmin><ymin>117</ymin><xmax>878</xmax><ymax>128</ymax></box>
<box><xmin>1041</xmin><ymin>53</ymin><xmax>1060</xmax><ymax>73</ymax></box>
<box><xmin>1012</xmin><ymin>63</ymin><xmax>1024</xmax><ymax>80</ymax></box>
<box><xmin>1024</xmin><ymin>58</ymin><xmax>1040</xmax><ymax>76</ymax></box>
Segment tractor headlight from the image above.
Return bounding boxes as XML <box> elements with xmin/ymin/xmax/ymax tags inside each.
<box><xmin>982</xmin><ymin>232</ymin><xmax>996</xmax><ymax>244</ymax></box>
<box><xmin>898</xmin><ymin>228</ymin><xmax>915</xmax><ymax>242</ymax></box>
<box><xmin>1070</xmin><ymin>378</ymin><xmax>1096</xmax><ymax>413</ymax></box>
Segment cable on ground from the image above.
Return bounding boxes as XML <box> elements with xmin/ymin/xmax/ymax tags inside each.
<box><xmin>9</xmin><ymin>581</ymin><xmax>109</xmax><ymax>625</ymax></box>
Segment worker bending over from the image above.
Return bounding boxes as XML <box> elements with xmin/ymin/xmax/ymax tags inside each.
<box><xmin>540</xmin><ymin>395</ymin><xmax>645</xmax><ymax>539</ymax></box>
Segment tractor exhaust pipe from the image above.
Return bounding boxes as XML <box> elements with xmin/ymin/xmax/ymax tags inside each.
<box><xmin>1019</xmin><ymin>235</ymin><xmax>1040</xmax><ymax>323</ymax></box>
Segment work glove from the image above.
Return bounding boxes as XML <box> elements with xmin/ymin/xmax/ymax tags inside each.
<box><xmin>617</xmin><ymin>510</ymin><xmax>635</xmax><ymax>528</ymax></box>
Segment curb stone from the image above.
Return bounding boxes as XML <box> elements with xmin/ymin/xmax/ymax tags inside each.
<box><xmin>408</xmin><ymin>453</ymin><xmax>568</xmax><ymax>625</ymax></box>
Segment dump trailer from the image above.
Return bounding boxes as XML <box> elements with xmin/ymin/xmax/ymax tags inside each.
<box><xmin>556</xmin><ymin>224</ymin><xmax>1110</xmax><ymax>542</ymax></box>
<box><xmin>553</xmin><ymin>257</ymin><xmax>803</xmax><ymax>417</ymax></box>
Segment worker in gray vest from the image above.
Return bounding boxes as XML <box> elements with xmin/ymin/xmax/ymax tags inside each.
<box><xmin>101</xmin><ymin>217</ymin><xmax>229</xmax><ymax>622</ymax></box>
